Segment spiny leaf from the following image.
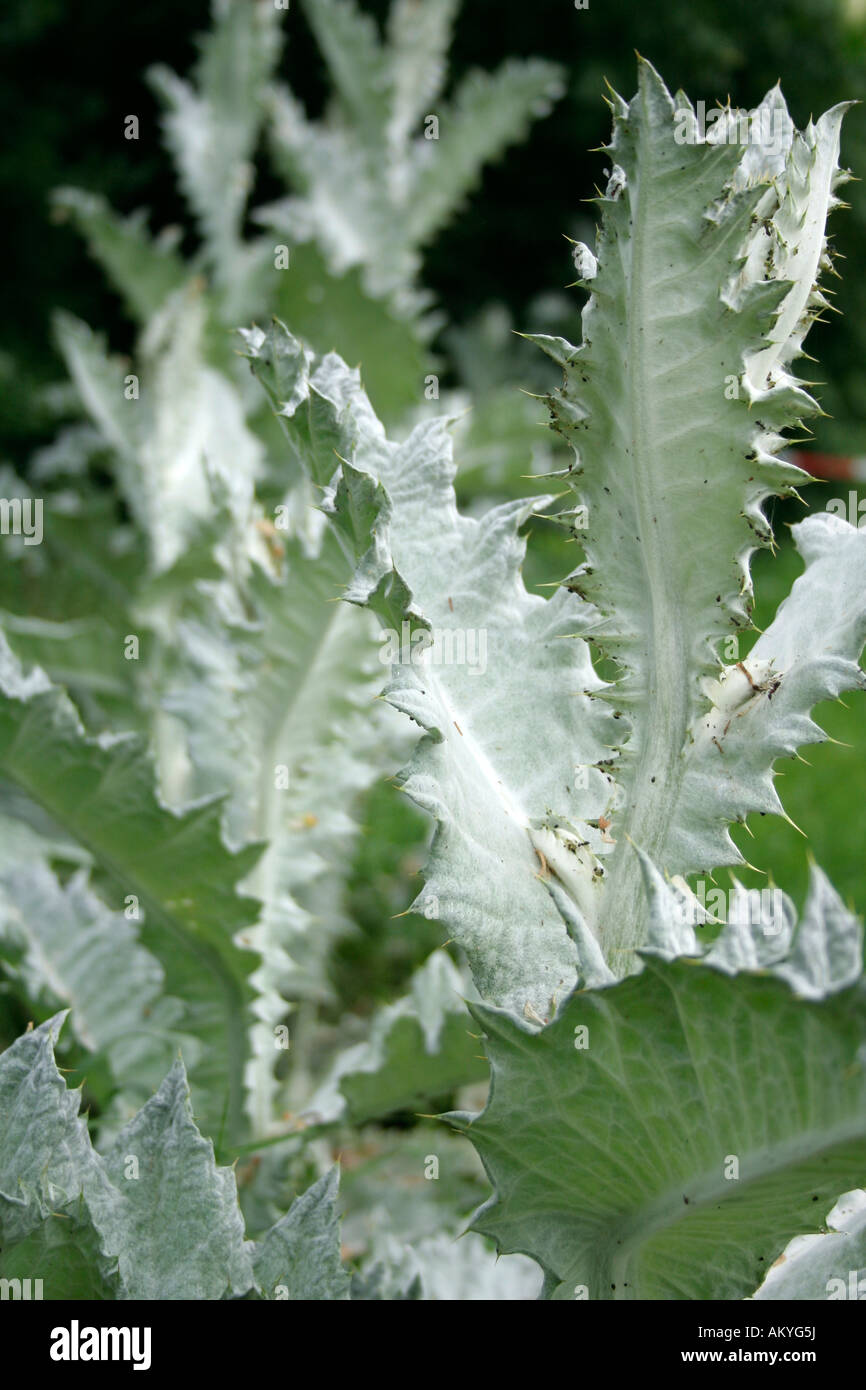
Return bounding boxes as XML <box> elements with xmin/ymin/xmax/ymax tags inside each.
<box><xmin>0</xmin><ymin>1013</ymin><xmax>99</xmax><ymax>1244</ymax></box>
<box><xmin>100</xmin><ymin>1059</ymin><xmax>253</xmax><ymax>1300</ymax></box>
<box><xmin>0</xmin><ymin>1017</ymin><xmax>351</xmax><ymax>1301</ymax></box>
<box><xmin>252</xmin><ymin>1167</ymin><xmax>349</xmax><ymax>1300</ymax></box>
<box><xmin>0</xmin><ymin>636</ymin><xmax>260</xmax><ymax>1142</ymax></box>
<box><xmin>244</xmin><ymin>320</ymin><xmax>618</xmax><ymax>1019</ymax></box>
<box><xmin>459</xmin><ymin>873</ymin><xmax>866</xmax><ymax>1300</ymax></box>
<box><xmin>539</xmin><ymin>63</ymin><xmax>852</xmax><ymax>964</ymax></box>
<box><xmin>0</xmin><ymin>861</ymin><xmax>194</xmax><ymax>1114</ymax></box>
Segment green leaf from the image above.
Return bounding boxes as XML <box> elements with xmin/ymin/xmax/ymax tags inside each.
<box><xmin>407</xmin><ymin>59</ymin><xmax>564</xmax><ymax>248</ymax></box>
<box><xmin>51</xmin><ymin>188</ymin><xmax>187</xmax><ymax>325</ymax></box>
<box><xmin>148</xmin><ymin>0</ymin><xmax>282</xmax><ymax>297</ymax></box>
<box><xmin>244</xmin><ymin>321</ymin><xmax>618</xmax><ymax>1019</ymax></box>
<box><xmin>0</xmin><ymin>471</ymin><xmax>143</xmax><ymax>730</ymax></box>
<box><xmin>459</xmin><ymin>886</ymin><xmax>866</xmax><ymax>1299</ymax></box>
<box><xmin>149</xmin><ymin>508</ymin><xmax>409</xmax><ymax>1134</ymax></box>
<box><xmin>55</xmin><ymin>293</ymin><xmax>264</xmax><ymax>574</ymax></box>
<box><xmin>0</xmin><ymin>862</ymin><xmax>192</xmax><ymax>1110</ymax></box>
<box><xmin>0</xmin><ymin>1200</ymin><xmax>118</xmax><ymax>1300</ymax></box>
<box><xmin>753</xmin><ymin>1189</ymin><xmax>866</xmax><ymax>1300</ymax></box>
<box><xmin>0</xmin><ymin>1019</ymin><xmax>252</xmax><ymax>1300</ymax></box>
<box><xmin>270</xmin><ymin>3</ymin><xmax>563</xmax><ymax>305</ymax></box>
<box><xmin>385</xmin><ymin>0</ymin><xmax>459</xmax><ymax>154</ymax></box>
<box><xmin>682</xmin><ymin>513</ymin><xmax>866</xmax><ymax>879</ymax></box>
<box><xmin>266</xmin><ymin>240</ymin><xmax>428</xmax><ymax>424</ymax></box>
<box><xmin>0</xmin><ymin>611</ymin><xmax>136</xmax><ymax>734</ymax></box>
<box><xmin>55</xmin><ymin>265</ymin><xmax>415</xmax><ymax>1138</ymax></box>
<box><xmin>336</xmin><ymin>1123</ymin><xmax>542</xmax><ymax>1299</ymax></box>
<box><xmin>0</xmin><ymin>1014</ymin><xmax>99</xmax><ymax>1244</ymax></box>
<box><xmin>1</xmin><ymin>1018</ymin><xmax>354</xmax><ymax>1300</ymax></box>
<box><xmin>638</xmin><ymin>846</ymin><xmax>865</xmax><ymax>1001</ymax></box>
<box><xmin>99</xmin><ymin>1059</ymin><xmax>253</xmax><ymax>1300</ymax></box>
<box><xmin>299</xmin><ymin>0</ymin><xmax>389</xmax><ymax>142</ymax></box>
<box><xmin>307</xmin><ymin>950</ymin><xmax>487</xmax><ymax>1125</ymax></box>
<box><xmin>52</xmin><ymin>313</ymin><xmax>136</xmax><ymax>476</ymax></box>
<box><xmin>252</xmin><ymin>1167</ymin><xmax>349</xmax><ymax>1300</ymax></box>
<box><xmin>539</xmin><ymin>63</ymin><xmax>852</xmax><ymax>964</ymax></box>
<box><xmin>0</xmin><ymin>635</ymin><xmax>260</xmax><ymax>1142</ymax></box>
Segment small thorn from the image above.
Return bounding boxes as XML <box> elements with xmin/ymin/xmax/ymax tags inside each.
<box><xmin>782</xmin><ymin>809</ymin><xmax>807</xmax><ymax>838</ymax></box>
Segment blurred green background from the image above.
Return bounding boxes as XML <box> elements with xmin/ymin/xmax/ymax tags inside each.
<box><xmin>2</xmin><ymin>0</ymin><xmax>865</xmax><ymax>920</ymax></box>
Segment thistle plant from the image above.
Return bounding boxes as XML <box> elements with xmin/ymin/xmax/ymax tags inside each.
<box><xmin>1</xmin><ymin>57</ymin><xmax>865</xmax><ymax>1303</ymax></box>
<box><xmin>244</xmin><ymin>62</ymin><xmax>866</xmax><ymax>1298</ymax></box>
<box><xmin>0</xmin><ymin>0</ymin><xmax>561</xmax><ymax>1146</ymax></box>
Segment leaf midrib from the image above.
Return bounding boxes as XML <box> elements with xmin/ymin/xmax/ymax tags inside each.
<box><xmin>596</xmin><ymin>91</ymin><xmax>691</xmax><ymax>964</ymax></box>
<box><xmin>602</xmin><ymin>1113</ymin><xmax>866</xmax><ymax>1298</ymax></box>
